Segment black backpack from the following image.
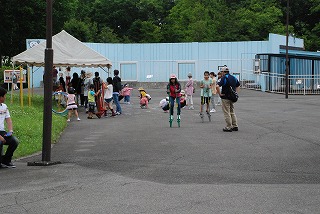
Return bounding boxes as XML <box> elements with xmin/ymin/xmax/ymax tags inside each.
<box><xmin>226</xmin><ymin>76</ymin><xmax>239</xmax><ymax>102</ymax></box>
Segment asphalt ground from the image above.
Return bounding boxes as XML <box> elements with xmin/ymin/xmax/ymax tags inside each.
<box><xmin>0</xmin><ymin>88</ymin><xmax>320</xmax><ymax>214</ymax></box>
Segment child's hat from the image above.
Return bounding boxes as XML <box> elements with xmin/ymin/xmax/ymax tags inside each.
<box><xmin>170</xmin><ymin>74</ymin><xmax>176</xmax><ymax>79</ymax></box>
<box><xmin>187</xmin><ymin>72</ymin><xmax>192</xmax><ymax>77</ymax></box>
<box><xmin>180</xmin><ymin>90</ymin><xmax>185</xmax><ymax>95</ymax></box>
<box><xmin>138</xmin><ymin>87</ymin><xmax>145</xmax><ymax>91</ymax></box>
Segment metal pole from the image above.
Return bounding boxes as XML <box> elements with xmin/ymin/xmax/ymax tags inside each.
<box><xmin>42</xmin><ymin>0</ymin><xmax>54</xmax><ymax>162</ymax></box>
<box><xmin>285</xmin><ymin>0</ymin><xmax>290</xmax><ymax>99</ymax></box>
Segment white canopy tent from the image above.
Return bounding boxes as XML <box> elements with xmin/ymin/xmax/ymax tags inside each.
<box><xmin>12</xmin><ymin>30</ymin><xmax>112</xmax><ymax>67</ymax></box>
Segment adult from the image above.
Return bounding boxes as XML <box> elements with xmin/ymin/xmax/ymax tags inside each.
<box><xmin>79</xmin><ymin>70</ymin><xmax>86</xmax><ymax>106</ymax></box>
<box><xmin>112</xmin><ymin>69</ymin><xmax>122</xmax><ymax>115</ymax></box>
<box><xmin>0</xmin><ymin>87</ymin><xmax>19</xmax><ymax>168</ymax></box>
<box><xmin>52</xmin><ymin>66</ymin><xmax>58</xmax><ymax>84</ymax></box>
<box><xmin>12</xmin><ymin>72</ymin><xmax>19</xmax><ymax>90</ymax></box>
<box><xmin>216</xmin><ymin>67</ymin><xmax>240</xmax><ymax>132</ymax></box>
<box><xmin>83</xmin><ymin>72</ymin><xmax>93</xmax><ymax>112</ymax></box>
<box><xmin>185</xmin><ymin>72</ymin><xmax>194</xmax><ymax>110</ymax></box>
<box><xmin>71</xmin><ymin>72</ymin><xmax>81</xmax><ymax>105</ymax></box>
<box><xmin>92</xmin><ymin>72</ymin><xmax>103</xmax><ymax>118</ymax></box>
<box><xmin>65</xmin><ymin>66</ymin><xmax>71</xmax><ymax>87</ymax></box>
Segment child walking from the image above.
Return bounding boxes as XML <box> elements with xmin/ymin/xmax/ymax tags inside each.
<box><xmin>199</xmin><ymin>71</ymin><xmax>213</xmax><ymax>121</ymax></box>
<box><xmin>104</xmin><ymin>77</ymin><xmax>116</xmax><ymax>117</ymax></box>
<box><xmin>121</xmin><ymin>83</ymin><xmax>133</xmax><ymax>104</ymax></box>
<box><xmin>166</xmin><ymin>74</ymin><xmax>181</xmax><ymax>127</ymax></box>
<box><xmin>210</xmin><ymin>71</ymin><xmax>217</xmax><ymax>113</ymax></box>
<box><xmin>66</xmin><ymin>87</ymin><xmax>80</xmax><ymax>122</ymax></box>
<box><xmin>87</xmin><ymin>84</ymin><xmax>96</xmax><ymax>119</ymax></box>
<box><xmin>185</xmin><ymin>72</ymin><xmax>194</xmax><ymax>109</ymax></box>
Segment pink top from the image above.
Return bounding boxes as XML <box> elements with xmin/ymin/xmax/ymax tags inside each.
<box><xmin>185</xmin><ymin>78</ymin><xmax>194</xmax><ymax>95</ymax></box>
<box><xmin>122</xmin><ymin>87</ymin><xmax>133</xmax><ymax>96</ymax></box>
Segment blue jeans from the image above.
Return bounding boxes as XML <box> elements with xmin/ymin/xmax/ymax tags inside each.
<box><xmin>113</xmin><ymin>93</ymin><xmax>122</xmax><ymax>113</ymax></box>
<box><xmin>169</xmin><ymin>96</ymin><xmax>181</xmax><ymax>115</ymax></box>
<box><xmin>124</xmin><ymin>95</ymin><xmax>130</xmax><ymax>103</ymax></box>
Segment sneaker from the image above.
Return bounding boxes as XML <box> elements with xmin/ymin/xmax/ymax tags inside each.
<box><xmin>189</xmin><ymin>106</ymin><xmax>194</xmax><ymax>110</ymax></box>
<box><xmin>210</xmin><ymin>109</ymin><xmax>216</xmax><ymax>113</ymax></box>
<box><xmin>87</xmin><ymin>116</ymin><xmax>93</xmax><ymax>119</ymax></box>
<box><xmin>0</xmin><ymin>164</ymin><xmax>9</xmax><ymax>168</ymax></box>
<box><xmin>67</xmin><ymin>119</ymin><xmax>70</xmax><ymax>122</ymax></box>
<box><xmin>116</xmin><ymin>112</ymin><xmax>121</xmax><ymax>115</ymax></box>
<box><xmin>232</xmin><ymin>127</ymin><xmax>238</xmax><ymax>131</ymax></box>
<box><xmin>2</xmin><ymin>162</ymin><xmax>16</xmax><ymax>168</ymax></box>
<box><xmin>223</xmin><ymin>127</ymin><xmax>232</xmax><ymax>132</ymax></box>
<box><xmin>77</xmin><ymin>118</ymin><xmax>81</xmax><ymax>121</ymax></box>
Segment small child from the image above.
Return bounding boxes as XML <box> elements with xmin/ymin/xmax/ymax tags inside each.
<box><xmin>180</xmin><ymin>90</ymin><xmax>187</xmax><ymax>109</ymax></box>
<box><xmin>87</xmin><ymin>84</ymin><xmax>96</xmax><ymax>119</ymax></box>
<box><xmin>200</xmin><ymin>71</ymin><xmax>213</xmax><ymax>117</ymax></box>
<box><xmin>103</xmin><ymin>77</ymin><xmax>116</xmax><ymax>117</ymax></box>
<box><xmin>121</xmin><ymin>83</ymin><xmax>133</xmax><ymax>104</ymax></box>
<box><xmin>159</xmin><ymin>97</ymin><xmax>169</xmax><ymax>113</ymax></box>
<box><xmin>209</xmin><ymin>72</ymin><xmax>217</xmax><ymax>113</ymax></box>
<box><xmin>138</xmin><ymin>87</ymin><xmax>149</xmax><ymax>108</ymax></box>
<box><xmin>66</xmin><ymin>87</ymin><xmax>80</xmax><ymax>122</ymax></box>
<box><xmin>216</xmin><ymin>71</ymin><xmax>222</xmax><ymax>105</ymax></box>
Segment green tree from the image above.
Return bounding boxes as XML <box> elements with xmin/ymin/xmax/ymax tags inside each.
<box><xmin>63</xmin><ymin>18</ymin><xmax>95</xmax><ymax>42</ymax></box>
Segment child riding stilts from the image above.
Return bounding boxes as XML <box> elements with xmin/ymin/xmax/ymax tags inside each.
<box><xmin>167</xmin><ymin>74</ymin><xmax>181</xmax><ymax>127</ymax></box>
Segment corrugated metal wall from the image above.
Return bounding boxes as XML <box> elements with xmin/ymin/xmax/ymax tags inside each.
<box><xmin>26</xmin><ymin>33</ymin><xmax>304</xmax><ymax>87</ymax></box>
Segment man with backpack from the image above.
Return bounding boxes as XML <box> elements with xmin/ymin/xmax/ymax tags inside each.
<box><xmin>216</xmin><ymin>66</ymin><xmax>240</xmax><ymax>132</ymax></box>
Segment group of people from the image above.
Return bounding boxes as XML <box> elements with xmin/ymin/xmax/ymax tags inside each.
<box><xmin>60</xmin><ymin>69</ymin><xmax>130</xmax><ymax>121</ymax></box>
<box><xmin>164</xmin><ymin>66</ymin><xmax>240</xmax><ymax>132</ymax></box>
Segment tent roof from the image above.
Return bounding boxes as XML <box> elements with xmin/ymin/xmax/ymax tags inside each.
<box><xmin>12</xmin><ymin>30</ymin><xmax>112</xmax><ymax>67</ymax></box>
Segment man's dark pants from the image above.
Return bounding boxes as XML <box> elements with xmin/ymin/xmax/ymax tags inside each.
<box><xmin>0</xmin><ymin>131</ymin><xmax>19</xmax><ymax>164</ymax></box>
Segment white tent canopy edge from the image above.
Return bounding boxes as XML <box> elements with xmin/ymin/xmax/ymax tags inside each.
<box><xmin>12</xmin><ymin>30</ymin><xmax>112</xmax><ymax>67</ymax></box>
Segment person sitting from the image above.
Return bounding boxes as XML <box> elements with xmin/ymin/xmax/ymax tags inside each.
<box><xmin>180</xmin><ymin>90</ymin><xmax>187</xmax><ymax>109</ymax></box>
<box><xmin>0</xmin><ymin>87</ymin><xmax>19</xmax><ymax>168</ymax></box>
<box><xmin>138</xmin><ymin>87</ymin><xmax>150</xmax><ymax>109</ymax></box>
<box><xmin>159</xmin><ymin>97</ymin><xmax>169</xmax><ymax>113</ymax></box>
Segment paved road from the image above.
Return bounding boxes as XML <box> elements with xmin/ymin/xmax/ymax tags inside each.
<box><xmin>1</xmin><ymin>88</ymin><xmax>320</xmax><ymax>213</ymax></box>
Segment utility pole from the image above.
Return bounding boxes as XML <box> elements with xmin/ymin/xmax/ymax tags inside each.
<box><xmin>285</xmin><ymin>0</ymin><xmax>290</xmax><ymax>99</ymax></box>
<box><xmin>28</xmin><ymin>0</ymin><xmax>60</xmax><ymax>166</ymax></box>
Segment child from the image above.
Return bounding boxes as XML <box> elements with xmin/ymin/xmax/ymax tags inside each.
<box><xmin>185</xmin><ymin>72</ymin><xmax>194</xmax><ymax>109</ymax></box>
<box><xmin>121</xmin><ymin>83</ymin><xmax>133</xmax><ymax>104</ymax></box>
<box><xmin>209</xmin><ymin>72</ymin><xmax>217</xmax><ymax>113</ymax></box>
<box><xmin>200</xmin><ymin>71</ymin><xmax>213</xmax><ymax>118</ymax></box>
<box><xmin>166</xmin><ymin>74</ymin><xmax>181</xmax><ymax>123</ymax></box>
<box><xmin>103</xmin><ymin>77</ymin><xmax>116</xmax><ymax>117</ymax></box>
<box><xmin>138</xmin><ymin>87</ymin><xmax>149</xmax><ymax>108</ymax></box>
<box><xmin>66</xmin><ymin>87</ymin><xmax>80</xmax><ymax>122</ymax></box>
<box><xmin>159</xmin><ymin>97</ymin><xmax>169</xmax><ymax>113</ymax></box>
<box><xmin>180</xmin><ymin>90</ymin><xmax>187</xmax><ymax>109</ymax></box>
<box><xmin>87</xmin><ymin>84</ymin><xmax>96</xmax><ymax>119</ymax></box>
<box><xmin>0</xmin><ymin>87</ymin><xmax>19</xmax><ymax>168</ymax></box>
<box><xmin>216</xmin><ymin>71</ymin><xmax>222</xmax><ymax>105</ymax></box>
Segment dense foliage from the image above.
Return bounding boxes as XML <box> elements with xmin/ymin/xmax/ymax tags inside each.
<box><xmin>0</xmin><ymin>0</ymin><xmax>319</xmax><ymax>65</ymax></box>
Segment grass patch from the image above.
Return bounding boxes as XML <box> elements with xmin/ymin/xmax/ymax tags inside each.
<box><xmin>7</xmin><ymin>93</ymin><xmax>67</xmax><ymax>159</ymax></box>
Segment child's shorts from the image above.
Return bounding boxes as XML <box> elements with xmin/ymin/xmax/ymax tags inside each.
<box><xmin>88</xmin><ymin>102</ymin><xmax>95</xmax><ymax>113</ymax></box>
<box><xmin>67</xmin><ymin>104</ymin><xmax>78</xmax><ymax>110</ymax></box>
<box><xmin>201</xmin><ymin>96</ymin><xmax>211</xmax><ymax>105</ymax></box>
<box><xmin>104</xmin><ymin>98</ymin><xmax>113</xmax><ymax>104</ymax></box>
